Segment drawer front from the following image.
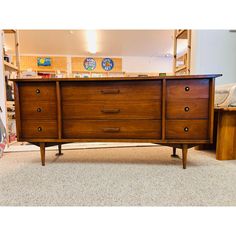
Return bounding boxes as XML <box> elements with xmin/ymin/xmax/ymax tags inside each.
<box><xmin>61</xmin><ymin>81</ymin><xmax>161</xmax><ymax>101</ymax></box>
<box><xmin>62</xmin><ymin>100</ymin><xmax>161</xmax><ymax>119</ymax></box>
<box><xmin>21</xmin><ymin>120</ymin><xmax>58</xmax><ymax>139</ymax></box>
<box><xmin>20</xmin><ymin>101</ymin><xmax>57</xmax><ymax>120</ymax></box>
<box><xmin>166</xmin><ymin>99</ymin><xmax>209</xmax><ymax>119</ymax></box>
<box><xmin>63</xmin><ymin>120</ymin><xmax>161</xmax><ymax>139</ymax></box>
<box><xmin>166</xmin><ymin>120</ymin><xmax>208</xmax><ymax>140</ymax></box>
<box><xmin>19</xmin><ymin>82</ymin><xmax>56</xmax><ymax>101</ymax></box>
<box><xmin>167</xmin><ymin>79</ymin><xmax>209</xmax><ymax>99</ymax></box>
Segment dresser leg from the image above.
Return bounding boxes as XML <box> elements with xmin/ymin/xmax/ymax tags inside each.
<box><xmin>55</xmin><ymin>144</ymin><xmax>63</xmax><ymax>156</ymax></box>
<box><xmin>40</xmin><ymin>143</ymin><xmax>45</xmax><ymax>166</ymax></box>
<box><xmin>182</xmin><ymin>144</ymin><xmax>188</xmax><ymax>169</ymax></box>
<box><xmin>171</xmin><ymin>147</ymin><xmax>179</xmax><ymax>158</ymax></box>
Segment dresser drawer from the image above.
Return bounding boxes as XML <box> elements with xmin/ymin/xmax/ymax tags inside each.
<box><xmin>19</xmin><ymin>82</ymin><xmax>56</xmax><ymax>101</ymax></box>
<box><xmin>20</xmin><ymin>101</ymin><xmax>57</xmax><ymax>120</ymax></box>
<box><xmin>167</xmin><ymin>79</ymin><xmax>209</xmax><ymax>99</ymax></box>
<box><xmin>166</xmin><ymin>120</ymin><xmax>208</xmax><ymax>140</ymax></box>
<box><xmin>21</xmin><ymin>120</ymin><xmax>58</xmax><ymax>139</ymax></box>
<box><xmin>63</xmin><ymin>120</ymin><xmax>161</xmax><ymax>139</ymax></box>
<box><xmin>61</xmin><ymin>81</ymin><xmax>161</xmax><ymax>101</ymax></box>
<box><xmin>62</xmin><ymin>100</ymin><xmax>161</xmax><ymax>119</ymax></box>
<box><xmin>166</xmin><ymin>99</ymin><xmax>209</xmax><ymax>119</ymax></box>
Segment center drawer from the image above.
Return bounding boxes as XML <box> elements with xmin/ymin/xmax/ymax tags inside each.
<box><xmin>62</xmin><ymin>100</ymin><xmax>161</xmax><ymax>119</ymax></box>
<box><xmin>62</xmin><ymin>120</ymin><xmax>161</xmax><ymax>139</ymax></box>
<box><xmin>61</xmin><ymin>81</ymin><xmax>161</xmax><ymax>101</ymax></box>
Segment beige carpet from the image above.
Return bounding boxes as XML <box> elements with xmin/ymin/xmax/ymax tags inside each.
<box><xmin>4</xmin><ymin>142</ymin><xmax>156</xmax><ymax>152</ymax></box>
<box><xmin>1</xmin><ymin>145</ymin><xmax>236</xmax><ymax>206</ymax></box>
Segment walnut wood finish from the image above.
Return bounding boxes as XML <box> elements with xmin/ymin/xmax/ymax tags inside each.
<box><xmin>40</xmin><ymin>143</ymin><xmax>45</xmax><ymax>166</ymax></box>
<box><xmin>56</xmin><ymin>82</ymin><xmax>62</xmax><ymax>139</ymax></box>
<box><xmin>166</xmin><ymin>79</ymin><xmax>210</xmax><ymax>99</ymax></box>
<box><xmin>182</xmin><ymin>144</ymin><xmax>188</xmax><ymax>169</ymax></box>
<box><xmin>13</xmin><ymin>82</ymin><xmax>22</xmax><ymax>139</ymax></box>
<box><xmin>195</xmin><ymin>108</ymin><xmax>236</xmax><ymax>161</ymax></box>
<box><xmin>171</xmin><ymin>147</ymin><xmax>179</xmax><ymax>158</ymax></box>
<box><xmin>61</xmin><ymin>81</ymin><xmax>161</xmax><ymax>101</ymax></box>
<box><xmin>162</xmin><ymin>79</ymin><xmax>166</xmax><ymax>141</ymax></box>
<box><xmin>11</xmin><ymin>75</ymin><xmax>221</xmax><ymax>168</ymax></box>
<box><xmin>209</xmin><ymin>79</ymin><xmax>215</xmax><ymax>142</ymax></box>
<box><xmin>20</xmin><ymin>101</ymin><xmax>57</xmax><ymax>119</ymax></box>
<box><xmin>166</xmin><ymin>99</ymin><xmax>209</xmax><ymax>119</ymax></box>
<box><xmin>62</xmin><ymin>100</ymin><xmax>161</xmax><ymax>119</ymax></box>
<box><xmin>166</xmin><ymin>120</ymin><xmax>208</xmax><ymax>140</ymax></box>
<box><xmin>18</xmin><ymin>82</ymin><xmax>56</xmax><ymax>101</ymax></box>
<box><xmin>216</xmin><ymin>108</ymin><xmax>236</xmax><ymax>160</ymax></box>
<box><xmin>21</xmin><ymin>120</ymin><xmax>58</xmax><ymax>139</ymax></box>
<box><xmin>63</xmin><ymin>120</ymin><xmax>162</xmax><ymax>139</ymax></box>
<box><xmin>55</xmin><ymin>144</ymin><xmax>63</xmax><ymax>156</ymax></box>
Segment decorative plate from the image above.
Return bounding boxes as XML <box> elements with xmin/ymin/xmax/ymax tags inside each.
<box><xmin>102</xmin><ymin>58</ymin><xmax>114</xmax><ymax>71</ymax></box>
<box><xmin>84</xmin><ymin>58</ymin><xmax>96</xmax><ymax>71</ymax></box>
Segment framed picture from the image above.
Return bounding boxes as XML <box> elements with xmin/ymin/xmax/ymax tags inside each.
<box><xmin>37</xmin><ymin>57</ymin><xmax>51</xmax><ymax>66</ymax></box>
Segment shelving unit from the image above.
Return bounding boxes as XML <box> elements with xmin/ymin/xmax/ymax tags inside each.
<box><xmin>173</xmin><ymin>30</ymin><xmax>191</xmax><ymax>75</ymax></box>
<box><xmin>4</xmin><ymin>60</ymin><xmax>19</xmax><ymax>71</ymax></box>
<box><xmin>2</xmin><ymin>29</ymin><xmax>20</xmax><ymax>145</ymax></box>
<box><xmin>72</xmin><ymin>71</ymin><xmax>126</xmax><ymax>78</ymax></box>
<box><xmin>13</xmin><ymin>55</ymin><xmax>67</xmax><ymax>78</ymax></box>
<box><xmin>14</xmin><ymin>55</ymin><xmax>161</xmax><ymax>79</ymax></box>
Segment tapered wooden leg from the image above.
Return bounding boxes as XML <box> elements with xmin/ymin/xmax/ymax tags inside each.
<box><xmin>55</xmin><ymin>144</ymin><xmax>63</xmax><ymax>156</ymax></box>
<box><xmin>182</xmin><ymin>144</ymin><xmax>188</xmax><ymax>169</ymax></box>
<box><xmin>40</xmin><ymin>143</ymin><xmax>45</xmax><ymax>166</ymax></box>
<box><xmin>171</xmin><ymin>147</ymin><xmax>179</xmax><ymax>158</ymax></box>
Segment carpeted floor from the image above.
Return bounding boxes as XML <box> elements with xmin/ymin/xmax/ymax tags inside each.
<box><xmin>0</xmin><ymin>145</ymin><xmax>236</xmax><ymax>206</ymax></box>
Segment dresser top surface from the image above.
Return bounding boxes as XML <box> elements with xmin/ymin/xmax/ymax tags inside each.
<box><xmin>11</xmin><ymin>74</ymin><xmax>222</xmax><ymax>82</ymax></box>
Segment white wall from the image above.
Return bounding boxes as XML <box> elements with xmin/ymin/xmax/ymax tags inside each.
<box><xmin>0</xmin><ymin>30</ymin><xmax>6</xmax><ymax>128</ymax></box>
<box><xmin>191</xmin><ymin>30</ymin><xmax>236</xmax><ymax>86</ymax></box>
<box><xmin>122</xmin><ymin>56</ymin><xmax>172</xmax><ymax>73</ymax></box>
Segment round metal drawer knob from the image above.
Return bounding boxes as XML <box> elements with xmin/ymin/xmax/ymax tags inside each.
<box><xmin>36</xmin><ymin>89</ymin><xmax>40</xmax><ymax>94</ymax></box>
<box><xmin>184</xmin><ymin>127</ymin><xmax>189</xmax><ymax>132</ymax></box>
<box><xmin>184</xmin><ymin>106</ymin><xmax>190</xmax><ymax>112</ymax></box>
<box><xmin>37</xmin><ymin>108</ymin><xmax>42</xmax><ymax>112</ymax></box>
<box><xmin>37</xmin><ymin>127</ymin><xmax>42</xmax><ymax>132</ymax></box>
<box><xmin>185</xmin><ymin>86</ymin><xmax>190</xmax><ymax>92</ymax></box>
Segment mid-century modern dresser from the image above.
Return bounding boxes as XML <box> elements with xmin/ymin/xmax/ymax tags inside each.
<box><xmin>12</xmin><ymin>74</ymin><xmax>221</xmax><ymax>168</ymax></box>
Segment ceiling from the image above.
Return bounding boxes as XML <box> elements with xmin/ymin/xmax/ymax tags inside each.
<box><xmin>5</xmin><ymin>30</ymin><xmax>175</xmax><ymax>57</ymax></box>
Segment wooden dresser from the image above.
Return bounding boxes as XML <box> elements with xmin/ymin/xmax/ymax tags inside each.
<box><xmin>12</xmin><ymin>74</ymin><xmax>221</xmax><ymax>168</ymax></box>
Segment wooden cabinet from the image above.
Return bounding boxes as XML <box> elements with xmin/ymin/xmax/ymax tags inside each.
<box><xmin>11</xmin><ymin>74</ymin><xmax>221</xmax><ymax>168</ymax></box>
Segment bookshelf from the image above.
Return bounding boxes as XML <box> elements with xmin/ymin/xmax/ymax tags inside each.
<box><xmin>173</xmin><ymin>30</ymin><xmax>191</xmax><ymax>75</ymax></box>
<box><xmin>3</xmin><ymin>29</ymin><xmax>20</xmax><ymax>145</ymax></box>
